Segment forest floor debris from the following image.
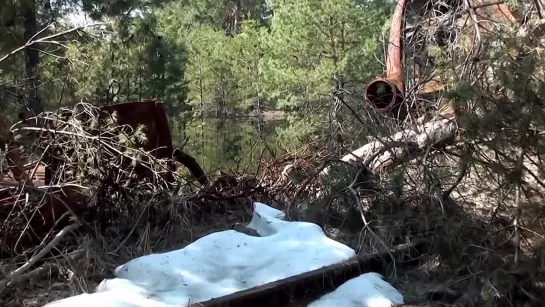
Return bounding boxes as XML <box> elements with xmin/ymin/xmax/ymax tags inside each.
<box><xmin>0</xmin><ymin>103</ymin><xmax>544</xmax><ymax>306</ymax></box>
<box><xmin>41</xmin><ymin>203</ymin><xmax>406</xmax><ymax>307</ymax></box>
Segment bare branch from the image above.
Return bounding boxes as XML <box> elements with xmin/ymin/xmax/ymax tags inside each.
<box><xmin>0</xmin><ymin>22</ymin><xmax>107</xmax><ymax>65</ymax></box>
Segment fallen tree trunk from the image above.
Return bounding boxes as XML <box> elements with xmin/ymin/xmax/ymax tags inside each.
<box><xmin>189</xmin><ymin>238</ymin><xmax>429</xmax><ymax>307</ymax></box>
<box><xmin>322</xmin><ymin>117</ymin><xmax>458</xmax><ymax>175</ymax></box>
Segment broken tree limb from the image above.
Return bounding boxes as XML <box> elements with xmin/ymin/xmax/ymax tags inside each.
<box><xmin>0</xmin><ymin>222</ymin><xmax>80</xmax><ymax>293</ymax></box>
<box><xmin>189</xmin><ymin>238</ymin><xmax>430</xmax><ymax>307</ymax></box>
<box><xmin>322</xmin><ymin>117</ymin><xmax>458</xmax><ymax>175</ymax></box>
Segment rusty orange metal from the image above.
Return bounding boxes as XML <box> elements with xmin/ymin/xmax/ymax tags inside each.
<box><xmin>101</xmin><ymin>100</ymin><xmax>174</xmax><ymax>165</ymax></box>
<box><xmin>0</xmin><ymin>184</ymin><xmax>89</xmax><ymax>255</ymax></box>
<box><xmin>100</xmin><ymin>100</ymin><xmax>208</xmax><ymax>186</ymax></box>
<box><xmin>1</xmin><ymin>100</ymin><xmax>209</xmax><ymax>255</ymax></box>
<box><xmin>0</xmin><ymin>160</ymin><xmax>87</xmax><ymax>255</ymax></box>
<box><xmin>364</xmin><ymin>0</ymin><xmax>518</xmax><ymax>120</ymax></box>
<box><xmin>1</xmin><ymin>161</ymin><xmax>46</xmax><ymax>187</ymax></box>
<box><xmin>363</xmin><ymin>0</ymin><xmax>407</xmax><ymax>120</ymax></box>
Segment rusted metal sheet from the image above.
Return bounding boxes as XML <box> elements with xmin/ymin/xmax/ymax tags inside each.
<box><xmin>100</xmin><ymin>100</ymin><xmax>208</xmax><ymax>186</ymax></box>
<box><xmin>101</xmin><ymin>100</ymin><xmax>174</xmax><ymax>163</ymax></box>
<box><xmin>0</xmin><ymin>160</ymin><xmax>87</xmax><ymax>255</ymax></box>
<box><xmin>1</xmin><ymin>100</ymin><xmax>209</xmax><ymax>255</ymax></box>
<box><xmin>1</xmin><ymin>161</ymin><xmax>46</xmax><ymax>187</ymax></box>
<box><xmin>0</xmin><ymin>184</ymin><xmax>89</xmax><ymax>255</ymax></box>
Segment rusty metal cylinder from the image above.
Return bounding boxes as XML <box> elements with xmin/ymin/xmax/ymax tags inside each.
<box><xmin>363</xmin><ymin>0</ymin><xmax>407</xmax><ymax>121</ymax></box>
<box><xmin>364</xmin><ymin>78</ymin><xmax>405</xmax><ymax>120</ymax></box>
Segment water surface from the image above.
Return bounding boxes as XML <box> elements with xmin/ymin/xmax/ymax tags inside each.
<box><xmin>173</xmin><ymin>118</ymin><xmax>286</xmax><ymax>173</ymax></box>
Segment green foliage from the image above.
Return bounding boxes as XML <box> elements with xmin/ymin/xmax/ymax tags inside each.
<box><xmin>445</xmin><ymin>83</ymin><xmax>475</xmax><ymax>102</ymax></box>
<box><xmin>453</xmin><ymin>24</ymin><xmax>545</xmax><ymax>146</ymax></box>
<box><xmin>155</xmin><ymin>0</ymin><xmax>389</xmax><ymax>119</ymax></box>
<box><xmin>263</xmin><ymin>0</ymin><xmax>387</xmax><ymax>106</ymax></box>
<box><xmin>57</xmin><ymin>15</ymin><xmax>189</xmax><ymax>117</ymax></box>
<box><xmin>1</xmin><ymin>0</ymin><xmax>389</xmax><ymax>142</ymax></box>
<box><xmin>275</xmin><ymin>114</ymin><xmax>321</xmax><ymax>151</ymax></box>
<box><xmin>389</xmin><ymin>168</ymin><xmax>404</xmax><ymax>199</ymax></box>
<box><xmin>177</xmin><ymin>118</ymin><xmax>279</xmax><ymax>172</ymax></box>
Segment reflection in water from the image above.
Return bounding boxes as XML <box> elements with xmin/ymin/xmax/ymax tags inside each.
<box><xmin>172</xmin><ymin>118</ymin><xmax>285</xmax><ymax>173</ymax></box>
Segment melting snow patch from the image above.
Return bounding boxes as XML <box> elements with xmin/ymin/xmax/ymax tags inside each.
<box><xmin>43</xmin><ymin>202</ymin><xmax>403</xmax><ymax>307</ymax></box>
<box><xmin>309</xmin><ymin>272</ymin><xmax>404</xmax><ymax>307</ymax></box>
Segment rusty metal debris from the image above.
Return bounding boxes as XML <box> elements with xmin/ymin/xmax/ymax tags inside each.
<box><xmin>363</xmin><ymin>0</ymin><xmax>407</xmax><ymax>120</ymax></box>
<box><xmin>101</xmin><ymin>100</ymin><xmax>209</xmax><ymax>186</ymax></box>
<box><xmin>0</xmin><ymin>101</ymin><xmax>208</xmax><ymax>255</ymax></box>
<box><xmin>363</xmin><ymin>0</ymin><xmax>518</xmax><ymax>120</ymax></box>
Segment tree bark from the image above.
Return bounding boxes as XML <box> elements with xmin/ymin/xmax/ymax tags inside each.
<box><xmin>21</xmin><ymin>0</ymin><xmax>44</xmax><ymax>115</ymax></box>
<box><xmin>322</xmin><ymin>117</ymin><xmax>458</xmax><ymax>175</ymax></box>
<box><xmin>190</xmin><ymin>239</ymin><xmax>429</xmax><ymax>307</ymax></box>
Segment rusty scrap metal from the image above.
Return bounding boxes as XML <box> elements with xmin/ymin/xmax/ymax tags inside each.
<box><xmin>100</xmin><ymin>100</ymin><xmax>209</xmax><ymax>186</ymax></box>
<box><xmin>364</xmin><ymin>0</ymin><xmax>407</xmax><ymax>120</ymax></box>
<box><xmin>0</xmin><ymin>184</ymin><xmax>89</xmax><ymax>255</ymax></box>
<box><xmin>363</xmin><ymin>0</ymin><xmax>518</xmax><ymax>120</ymax></box>
<box><xmin>1</xmin><ymin>161</ymin><xmax>46</xmax><ymax>187</ymax></box>
<box><xmin>1</xmin><ymin>101</ymin><xmax>209</xmax><ymax>255</ymax></box>
<box><xmin>0</xmin><ymin>159</ymin><xmax>88</xmax><ymax>255</ymax></box>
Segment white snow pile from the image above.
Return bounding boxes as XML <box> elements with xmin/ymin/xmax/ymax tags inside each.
<box><xmin>44</xmin><ymin>202</ymin><xmax>404</xmax><ymax>307</ymax></box>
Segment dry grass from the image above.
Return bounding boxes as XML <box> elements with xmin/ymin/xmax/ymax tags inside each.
<box><xmin>0</xmin><ymin>103</ymin><xmax>265</xmax><ymax>306</ymax></box>
<box><xmin>1</xmin><ymin>183</ymin><xmax>263</xmax><ymax>306</ymax></box>
<box><xmin>2</xmin><ymin>210</ymin><xmax>248</xmax><ymax>307</ymax></box>
<box><xmin>1</xmin><ymin>140</ymin><xmax>544</xmax><ymax>306</ymax></box>
<box><xmin>258</xmin><ymin>149</ymin><xmax>545</xmax><ymax>306</ymax></box>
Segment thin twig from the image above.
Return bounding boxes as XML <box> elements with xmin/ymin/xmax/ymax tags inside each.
<box><xmin>0</xmin><ymin>223</ymin><xmax>80</xmax><ymax>292</ymax></box>
<box><xmin>0</xmin><ymin>23</ymin><xmax>106</xmax><ymax>64</ymax></box>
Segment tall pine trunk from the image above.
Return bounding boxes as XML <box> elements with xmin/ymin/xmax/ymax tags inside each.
<box><xmin>22</xmin><ymin>0</ymin><xmax>44</xmax><ymax>114</ymax></box>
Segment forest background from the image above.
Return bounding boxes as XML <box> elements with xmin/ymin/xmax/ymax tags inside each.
<box><xmin>2</xmin><ymin>0</ymin><xmax>545</xmax><ymax>305</ymax></box>
<box><xmin>0</xmin><ymin>0</ymin><xmax>392</xmax><ymax>173</ymax></box>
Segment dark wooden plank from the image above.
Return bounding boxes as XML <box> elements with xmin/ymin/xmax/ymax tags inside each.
<box><xmin>189</xmin><ymin>238</ymin><xmax>430</xmax><ymax>307</ymax></box>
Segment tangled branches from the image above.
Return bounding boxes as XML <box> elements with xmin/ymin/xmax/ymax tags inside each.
<box><xmin>0</xmin><ymin>103</ymin><xmax>182</xmax><ymax>256</ymax></box>
<box><xmin>0</xmin><ymin>102</ymin><xmax>284</xmax><ymax>301</ymax></box>
<box><xmin>14</xmin><ymin>102</ymin><xmax>177</xmax><ymax>190</ymax></box>
<box><xmin>258</xmin><ymin>1</ymin><xmax>545</xmax><ymax>304</ymax></box>
<box><xmin>381</xmin><ymin>1</ymin><xmax>545</xmax><ymax>304</ymax></box>
<box><xmin>0</xmin><ymin>102</ymin><xmax>204</xmax><ymax>297</ymax></box>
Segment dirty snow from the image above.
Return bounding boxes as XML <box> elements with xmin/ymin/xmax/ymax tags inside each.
<box><xmin>44</xmin><ymin>202</ymin><xmax>403</xmax><ymax>307</ymax></box>
<box><xmin>309</xmin><ymin>272</ymin><xmax>404</xmax><ymax>307</ymax></box>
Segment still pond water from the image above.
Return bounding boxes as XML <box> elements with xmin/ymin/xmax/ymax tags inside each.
<box><xmin>172</xmin><ymin>118</ymin><xmax>286</xmax><ymax>173</ymax></box>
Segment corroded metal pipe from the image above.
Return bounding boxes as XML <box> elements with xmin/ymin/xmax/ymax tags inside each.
<box><xmin>363</xmin><ymin>0</ymin><xmax>518</xmax><ymax>121</ymax></box>
<box><xmin>364</xmin><ymin>0</ymin><xmax>407</xmax><ymax>120</ymax></box>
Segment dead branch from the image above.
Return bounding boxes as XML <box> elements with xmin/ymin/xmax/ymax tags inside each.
<box><xmin>322</xmin><ymin>117</ymin><xmax>457</xmax><ymax>175</ymax></box>
<box><xmin>0</xmin><ymin>23</ymin><xmax>106</xmax><ymax>65</ymax></box>
<box><xmin>1</xmin><ymin>249</ymin><xmax>84</xmax><ymax>291</ymax></box>
<box><xmin>189</xmin><ymin>238</ymin><xmax>430</xmax><ymax>307</ymax></box>
<box><xmin>0</xmin><ymin>223</ymin><xmax>80</xmax><ymax>293</ymax></box>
